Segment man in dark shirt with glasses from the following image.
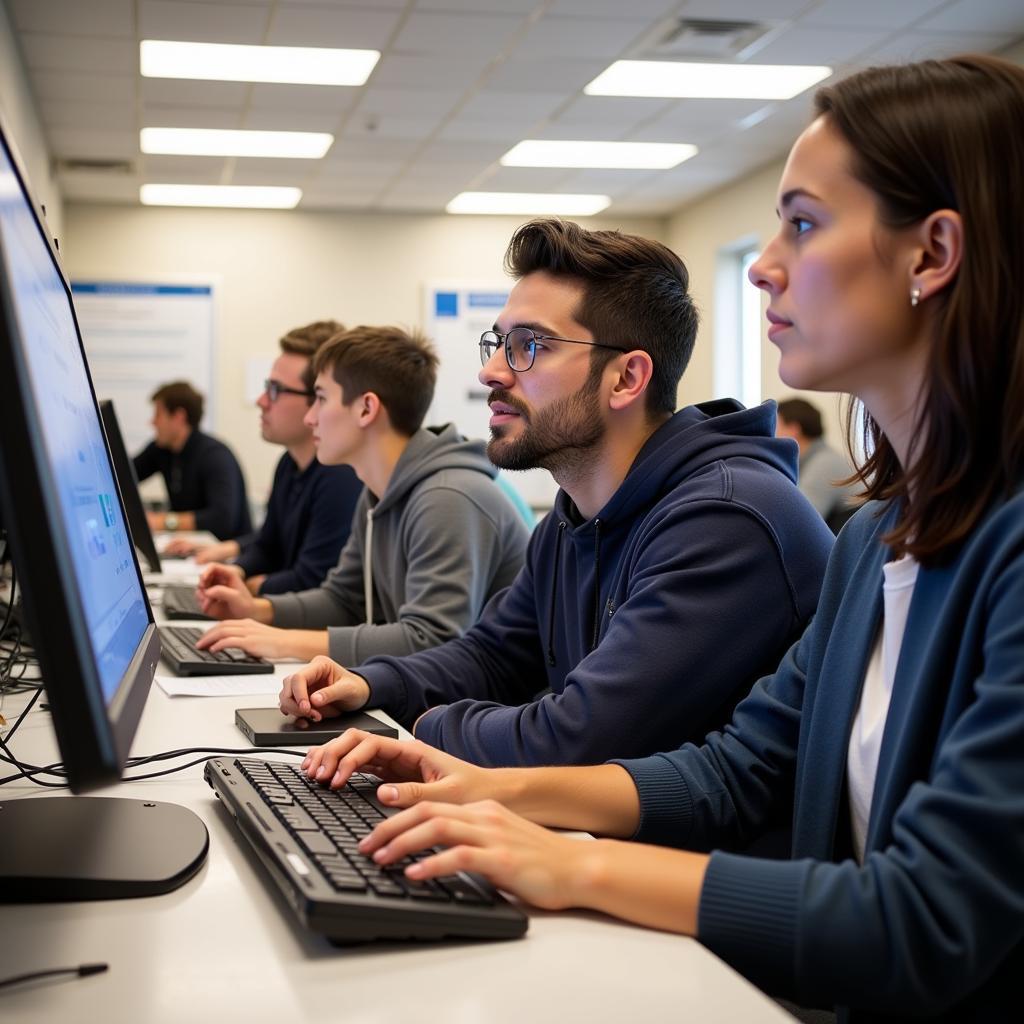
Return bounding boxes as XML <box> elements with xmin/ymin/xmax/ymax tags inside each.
<box><xmin>164</xmin><ymin>321</ymin><xmax>363</xmax><ymax>595</ymax></box>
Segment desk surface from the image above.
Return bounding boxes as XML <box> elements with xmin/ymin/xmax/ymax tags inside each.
<box><xmin>0</xmin><ymin>636</ymin><xmax>793</xmax><ymax>1023</ymax></box>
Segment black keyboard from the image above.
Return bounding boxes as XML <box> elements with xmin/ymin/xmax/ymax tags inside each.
<box><xmin>162</xmin><ymin>583</ymin><xmax>215</xmax><ymax>621</ymax></box>
<box><xmin>159</xmin><ymin>625</ymin><xmax>273</xmax><ymax>675</ymax></box>
<box><xmin>204</xmin><ymin>758</ymin><xmax>528</xmax><ymax>943</ymax></box>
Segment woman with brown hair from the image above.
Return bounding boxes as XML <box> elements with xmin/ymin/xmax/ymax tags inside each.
<box><xmin>297</xmin><ymin>55</ymin><xmax>1024</xmax><ymax>1021</ymax></box>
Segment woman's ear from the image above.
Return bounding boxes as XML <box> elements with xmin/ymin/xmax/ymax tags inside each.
<box><xmin>910</xmin><ymin>208</ymin><xmax>962</xmax><ymax>303</ymax></box>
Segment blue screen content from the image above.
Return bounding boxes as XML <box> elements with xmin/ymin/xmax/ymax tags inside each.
<box><xmin>0</xmin><ymin>139</ymin><xmax>148</xmax><ymax>703</ymax></box>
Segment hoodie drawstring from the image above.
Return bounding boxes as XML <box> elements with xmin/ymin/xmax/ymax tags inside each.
<box><xmin>590</xmin><ymin>518</ymin><xmax>603</xmax><ymax>652</ymax></box>
<box><xmin>363</xmin><ymin>506</ymin><xmax>374</xmax><ymax>625</ymax></box>
<box><xmin>545</xmin><ymin>520</ymin><xmax>566</xmax><ymax>666</ymax></box>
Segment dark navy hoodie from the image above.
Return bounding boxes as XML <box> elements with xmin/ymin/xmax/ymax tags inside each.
<box><xmin>357</xmin><ymin>399</ymin><xmax>834</xmax><ymax>767</ymax></box>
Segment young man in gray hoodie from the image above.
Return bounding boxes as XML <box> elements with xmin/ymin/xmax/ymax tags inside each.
<box><xmin>195</xmin><ymin>325</ymin><xmax>529</xmax><ymax>663</ymax></box>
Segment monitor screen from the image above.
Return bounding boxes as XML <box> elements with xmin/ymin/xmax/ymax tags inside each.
<box><xmin>0</xmin><ymin>122</ymin><xmax>161</xmax><ymax>791</ymax></box>
<box><xmin>0</xmin><ymin>119</ymin><xmax>207</xmax><ymax>899</ymax></box>
<box><xmin>100</xmin><ymin>399</ymin><xmax>162</xmax><ymax>575</ymax></box>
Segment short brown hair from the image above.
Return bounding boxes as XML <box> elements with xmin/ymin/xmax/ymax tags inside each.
<box><xmin>503</xmin><ymin>219</ymin><xmax>698</xmax><ymax>417</ymax></box>
<box><xmin>777</xmin><ymin>398</ymin><xmax>824</xmax><ymax>439</ymax></box>
<box><xmin>816</xmin><ymin>56</ymin><xmax>1024</xmax><ymax>565</ymax></box>
<box><xmin>151</xmin><ymin>380</ymin><xmax>203</xmax><ymax>428</ymax></box>
<box><xmin>311</xmin><ymin>326</ymin><xmax>438</xmax><ymax>437</ymax></box>
<box><xmin>280</xmin><ymin>320</ymin><xmax>345</xmax><ymax>358</ymax></box>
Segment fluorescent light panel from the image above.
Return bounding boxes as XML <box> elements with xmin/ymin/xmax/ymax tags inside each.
<box><xmin>447</xmin><ymin>192</ymin><xmax>610</xmax><ymax>216</ymax></box>
<box><xmin>502</xmin><ymin>139</ymin><xmax>696</xmax><ymax>169</ymax></box>
<box><xmin>585</xmin><ymin>60</ymin><xmax>832</xmax><ymax>100</ymax></box>
<box><xmin>140</xmin><ymin>40</ymin><xmax>379</xmax><ymax>86</ymax></box>
<box><xmin>140</xmin><ymin>184</ymin><xmax>302</xmax><ymax>209</ymax></box>
<box><xmin>141</xmin><ymin>128</ymin><xmax>332</xmax><ymax>159</ymax></box>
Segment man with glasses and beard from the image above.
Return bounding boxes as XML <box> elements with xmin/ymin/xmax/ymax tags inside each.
<box><xmin>279</xmin><ymin>220</ymin><xmax>834</xmax><ymax>768</ymax></box>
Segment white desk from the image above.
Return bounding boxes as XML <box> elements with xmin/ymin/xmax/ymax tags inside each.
<box><xmin>0</xmin><ymin>668</ymin><xmax>793</xmax><ymax>1022</ymax></box>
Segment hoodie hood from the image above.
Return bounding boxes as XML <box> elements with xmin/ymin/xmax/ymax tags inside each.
<box><xmin>372</xmin><ymin>423</ymin><xmax>497</xmax><ymax>516</ymax></box>
<box><xmin>552</xmin><ymin>398</ymin><xmax>797</xmax><ymax>529</ymax></box>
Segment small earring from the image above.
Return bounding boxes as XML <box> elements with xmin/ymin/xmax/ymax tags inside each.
<box><xmin>910</xmin><ymin>286</ymin><xmax>921</xmax><ymax>307</ymax></box>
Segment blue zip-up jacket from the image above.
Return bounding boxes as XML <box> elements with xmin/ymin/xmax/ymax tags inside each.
<box><xmin>357</xmin><ymin>399</ymin><xmax>834</xmax><ymax>767</ymax></box>
<box><xmin>617</xmin><ymin>491</ymin><xmax>1024</xmax><ymax>1022</ymax></box>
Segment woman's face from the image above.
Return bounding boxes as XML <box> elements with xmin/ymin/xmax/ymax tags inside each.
<box><xmin>748</xmin><ymin>116</ymin><xmax>926</xmax><ymax>401</ymax></box>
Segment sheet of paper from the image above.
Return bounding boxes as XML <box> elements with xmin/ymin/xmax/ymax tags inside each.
<box><xmin>155</xmin><ymin>674</ymin><xmax>285</xmax><ymax>698</ymax></box>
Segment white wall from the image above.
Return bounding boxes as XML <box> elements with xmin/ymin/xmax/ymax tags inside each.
<box><xmin>62</xmin><ymin>205</ymin><xmax>666</xmax><ymax>499</ymax></box>
<box><xmin>0</xmin><ymin>0</ymin><xmax>62</xmax><ymax>244</ymax></box>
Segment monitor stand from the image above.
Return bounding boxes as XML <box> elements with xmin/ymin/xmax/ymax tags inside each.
<box><xmin>0</xmin><ymin>797</ymin><xmax>209</xmax><ymax>901</ymax></box>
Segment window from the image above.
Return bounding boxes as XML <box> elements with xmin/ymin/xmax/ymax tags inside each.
<box><xmin>714</xmin><ymin>238</ymin><xmax>762</xmax><ymax>410</ymax></box>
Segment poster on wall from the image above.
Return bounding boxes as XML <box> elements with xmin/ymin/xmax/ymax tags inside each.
<box><xmin>71</xmin><ymin>280</ymin><xmax>217</xmax><ymax>461</ymax></box>
<box><xmin>423</xmin><ymin>281</ymin><xmax>558</xmax><ymax>511</ymax></box>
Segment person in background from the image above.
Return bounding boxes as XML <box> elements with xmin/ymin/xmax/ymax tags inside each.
<box><xmin>277</xmin><ymin>219</ymin><xmax>833</xmax><ymax>769</ymax></box>
<box><xmin>195</xmin><ymin>325</ymin><xmax>529</xmax><ymax>662</ymax></box>
<box><xmin>132</xmin><ymin>380</ymin><xmax>250</xmax><ymax>541</ymax></box>
<box><xmin>296</xmin><ymin>55</ymin><xmax>1024</xmax><ymax>1022</ymax></box>
<box><xmin>776</xmin><ymin>397</ymin><xmax>857</xmax><ymax>532</ymax></box>
<box><xmin>165</xmin><ymin>321</ymin><xmax>363</xmax><ymax>596</ymax></box>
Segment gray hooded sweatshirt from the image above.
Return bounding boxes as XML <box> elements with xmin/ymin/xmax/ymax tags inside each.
<box><xmin>268</xmin><ymin>424</ymin><xmax>529</xmax><ymax>665</ymax></box>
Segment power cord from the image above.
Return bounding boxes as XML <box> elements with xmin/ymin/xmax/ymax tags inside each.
<box><xmin>0</xmin><ymin>963</ymin><xmax>108</xmax><ymax>991</ymax></box>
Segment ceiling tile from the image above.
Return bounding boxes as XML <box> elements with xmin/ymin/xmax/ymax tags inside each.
<box><xmin>799</xmin><ymin>0</ymin><xmax>949</xmax><ymax>30</ymax></box>
<box><xmin>484</xmin><ymin>57</ymin><xmax>608</xmax><ymax>94</ymax></box>
<box><xmin>140</xmin><ymin>154</ymin><xmax>229</xmax><ymax>180</ymax></box>
<box><xmin>634</xmin><ymin>98</ymin><xmax>774</xmax><ymax>144</ymax></box>
<box><xmin>58</xmin><ymin>171</ymin><xmax>140</xmax><ymax>204</ymax></box>
<box><xmin>369</xmin><ymin>52</ymin><xmax>494</xmax><ymax>90</ymax></box>
<box><xmin>265</xmin><ymin>5</ymin><xmax>402</xmax><ymax>48</ymax></box>
<box><xmin>322</xmin><ymin>137</ymin><xmax>420</xmax><ymax>163</ymax></box>
<box><xmin>863</xmin><ymin>29</ymin><xmax>1016</xmax><ymax>62</ymax></box>
<box><xmin>392</xmin><ymin>11</ymin><xmax>527</xmax><ymax>53</ymax></box>
<box><xmin>242</xmin><ymin>108</ymin><xmax>342</xmax><ymax>131</ymax></box>
<box><xmin>248</xmin><ymin>83</ymin><xmax>358</xmax><ymax>111</ymax></box>
<box><xmin>48</xmin><ymin>127</ymin><xmax>138</xmax><ymax>160</ymax></box>
<box><xmin>415</xmin><ymin>0</ymin><xmax>538</xmax><ymax>12</ymax></box>
<box><xmin>744</xmin><ymin>26</ymin><xmax>893</xmax><ymax>64</ymax></box>
<box><xmin>511</xmin><ymin>15</ymin><xmax>652</xmax><ymax>59</ymax></box>
<box><xmin>550</xmin><ymin>0</ymin><xmax>677</xmax><ymax>16</ymax></box>
<box><xmin>19</xmin><ymin>33</ymin><xmax>137</xmax><ymax>74</ymax></box>
<box><xmin>478</xmin><ymin>166</ymin><xmax>576</xmax><ymax>191</ymax></box>
<box><xmin>139</xmin><ymin>0</ymin><xmax>271</xmax><ymax>44</ymax></box>
<box><xmin>438</xmin><ymin>117</ymin><xmax>540</xmax><ymax>142</ymax></box>
<box><xmin>299</xmin><ymin>187</ymin><xmax>383</xmax><ymax>210</ymax></box>
<box><xmin>9</xmin><ymin>0</ymin><xmax>134</xmax><ymax>38</ymax></box>
<box><xmin>228</xmin><ymin>159</ymin><xmax>319</xmax><ymax>185</ymax></box>
<box><xmin>665</xmin><ymin>0</ymin><xmax>809</xmax><ymax>18</ymax></box>
<box><xmin>141</xmin><ymin>77</ymin><xmax>249</xmax><ymax>107</ymax></box>
<box><xmin>925</xmin><ymin>0</ymin><xmax>1024</xmax><ymax>34</ymax></box>
<box><xmin>553</xmin><ymin>95</ymin><xmax>672</xmax><ymax>126</ymax></box>
<box><xmin>340</xmin><ymin>114</ymin><xmax>443</xmax><ymax>142</ymax></box>
<box><xmin>40</xmin><ymin>98</ymin><xmax>136</xmax><ymax>131</ymax></box>
<box><xmin>353</xmin><ymin>87</ymin><xmax>462</xmax><ymax>116</ymax></box>
<box><xmin>142</xmin><ymin>105</ymin><xmax>245</xmax><ymax>129</ymax></box>
<box><xmin>33</xmin><ymin>71</ymin><xmax>136</xmax><ymax>104</ymax></box>
<box><xmin>455</xmin><ymin>90</ymin><xmax>566</xmax><ymax>121</ymax></box>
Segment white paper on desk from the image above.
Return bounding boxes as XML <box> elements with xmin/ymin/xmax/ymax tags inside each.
<box><xmin>147</xmin><ymin>560</ymin><xmax>203</xmax><ymax>583</ymax></box>
<box><xmin>155</xmin><ymin>674</ymin><xmax>283</xmax><ymax>697</ymax></box>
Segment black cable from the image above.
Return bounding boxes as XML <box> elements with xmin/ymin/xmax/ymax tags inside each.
<box><xmin>0</xmin><ymin>744</ymin><xmax>308</xmax><ymax>788</ymax></box>
<box><xmin>0</xmin><ymin>963</ymin><xmax>108</xmax><ymax>991</ymax></box>
<box><xmin>0</xmin><ymin>558</ymin><xmax>15</xmax><ymax>644</ymax></box>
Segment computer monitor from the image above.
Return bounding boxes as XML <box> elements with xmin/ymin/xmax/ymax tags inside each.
<box><xmin>0</xmin><ymin>117</ymin><xmax>207</xmax><ymax>900</ymax></box>
<box><xmin>100</xmin><ymin>399</ymin><xmax>162</xmax><ymax>574</ymax></box>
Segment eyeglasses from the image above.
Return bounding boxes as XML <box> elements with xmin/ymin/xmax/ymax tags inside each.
<box><xmin>479</xmin><ymin>328</ymin><xmax>628</xmax><ymax>372</ymax></box>
<box><xmin>263</xmin><ymin>379</ymin><xmax>313</xmax><ymax>403</ymax></box>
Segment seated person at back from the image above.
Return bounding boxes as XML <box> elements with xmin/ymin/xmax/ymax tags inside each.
<box><xmin>776</xmin><ymin>397</ymin><xmax>857</xmax><ymax>533</ymax></box>
<box><xmin>195</xmin><ymin>325</ymin><xmax>530</xmax><ymax>663</ymax></box>
<box><xmin>166</xmin><ymin>320</ymin><xmax>363</xmax><ymax>596</ymax></box>
<box><xmin>275</xmin><ymin>219</ymin><xmax>835</xmax><ymax>768</ymax></box>
<box><xmin>133</xmin><ymin>380</ymin><xmax>250</xmax><ymax>541</ymax></box>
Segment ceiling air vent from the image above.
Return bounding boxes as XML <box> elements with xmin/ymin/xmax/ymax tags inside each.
<box><xmin>632</xmin><ymin>17</ymin><xmax>775</xmax><ymax>60</ymax></box>
<box><xmin>55</xmin><ymin>158</ymin><xmax>135</xmax><ymax>174</ymax></box>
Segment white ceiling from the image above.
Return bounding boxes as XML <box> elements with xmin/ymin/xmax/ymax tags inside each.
<box><xmin>7</xmin><ymin>0</ymin><xmax>1024</xmax><ymax>216</ymax></box>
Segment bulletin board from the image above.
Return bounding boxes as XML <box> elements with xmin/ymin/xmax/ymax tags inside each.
<box><xmin>423</xmin><ymin>281</ymin><xmax>558</xmax><ymax>510</ymax></box>
<box><xmin>71</xmin><ymin>280</ymin><xmax>217</xmax><ymax>458</ymax></box>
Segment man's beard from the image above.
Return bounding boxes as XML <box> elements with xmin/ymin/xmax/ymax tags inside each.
<box><xmin>486</xmin><ymin>367</ymin><xmax>605</xmax><ymax>474</ymax></box>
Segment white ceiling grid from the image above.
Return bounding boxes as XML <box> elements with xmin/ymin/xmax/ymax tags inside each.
<box><xmin>5</xmin><ymin>0</ymin><xmax>1023</xmax><ymax>215</ymax></box>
